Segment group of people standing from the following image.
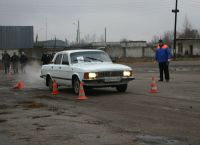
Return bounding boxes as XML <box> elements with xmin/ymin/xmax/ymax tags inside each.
<box><xmin>2</xmin><ymin>51</ymin><xmax>28</xmax><ymax>74</ymax></box>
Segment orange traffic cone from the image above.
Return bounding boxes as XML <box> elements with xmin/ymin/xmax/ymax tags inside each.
<box><xmin>51</xmin><ymin>80</ymin><xmax>59</xmax><ymax>95</ymax></box>
<box><xmin>76</xmin><ymin>82</ymin><xmax>88</xmax><ymax>100</ymax></box>
<box><xmin>150</xmin><ymin>77</ymin><xmax>158</xmax><ymax>93</ymax></box>
<box><xmin>13</xmin><ymin>81</ymin><xmax>25</xmax><ymax>89</ymax></box>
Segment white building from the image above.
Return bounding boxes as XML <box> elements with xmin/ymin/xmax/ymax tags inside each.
<box><xmin>91</xmin><ymin>41</ymin><xmax>154</xmax><ymax>58</ymax></box>
<box><xmin>176</xmin><ymin>38</ymin><xmax>200</xmax><ymax>56</ymax></box>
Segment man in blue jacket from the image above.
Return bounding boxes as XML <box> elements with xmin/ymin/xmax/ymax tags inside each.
<box><xmin>155</xmin><ymin>40</ymin><xmax>171</xmax><ymax>82</ymax></box>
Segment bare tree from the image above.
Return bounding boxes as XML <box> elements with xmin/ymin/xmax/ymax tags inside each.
<box><xmin>120</xmin><ymin>38</ymin><xmax>129</xmax><ymax>42</ymax></box>
<box><xmin>80</xmin><ymin>38</ymin><xmax>86</xmax><ymax>44</ymax></box>
<box><xmin>65</xmin><ymin>38</ymin><xmax>69</xmax><ymax>46</ymax></box>
<box><xmin>163</xmin><ymin>31</ymin><xmax>173</xmax><ymax>48</ymax></box>
<box><xmin>82</xmin><ymin>34</ymin><xmax>96</xmax><ymax>43</ymax></box>
<box><xmin>179</xmin><ymin>16</ymin><xmax>200</xmax><ymax>38</ymax></box>
<box><xmin>151</xmin><ymin>35</ymin><xmax>160</xmax><ymax>45</ymax></box>
<box><xmin>150</xmin><ymin>16</ymin><xmax>200</xmax><ymax>50</ymax></box>
<box><xmin>98</xmin><ymin>34</ymin><xmax>105</xmax><ymax>42</ymax></box>
<box><xmin>149</xmin><ymin>31</ymin><xmax>173</xmax><ymax>49</ymax></box>
<box><xmin>83</xmin><ymin>34</ymin><xmax>91</xmax><ymax>43</ymax></box>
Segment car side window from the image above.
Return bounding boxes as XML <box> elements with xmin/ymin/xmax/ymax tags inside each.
<box><xmin>54</xmin><ymin>54</ymin><xmax>62</xmax><ymax>64</ymax></box>
<box><xmin>62</xmin><ymin>54</ymin><xmax>69</xmax><ymax>65</ymax></box>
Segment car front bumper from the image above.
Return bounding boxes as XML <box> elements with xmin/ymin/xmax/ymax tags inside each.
<box><xmin>82</xmin><ymin>77</ymin><xmax>134</xmax><ymax>87</ymax></box>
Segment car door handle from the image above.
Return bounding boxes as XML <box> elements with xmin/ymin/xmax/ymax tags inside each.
<box><xmin>51</xmin><ymin>66</ymin><xmax>53</xmax><ymax>69</ymax></box>
<box><xmin>59</xmin><ymin>67</ymin><xmax>61</xmax><ymax>69</ymax></box>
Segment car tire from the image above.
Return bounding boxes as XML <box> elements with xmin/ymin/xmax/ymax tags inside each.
<box><xmin>47</xmin><ymin>76</ymin><xmax>53</xmax><ymax>91</ymax></box>
<box><xmin>116</xmin><ymin>84</ymin><xmax>127</xmax><ymax>92</ymax></box>
<box><xmin>73</xmin><ymin>77</ymin><xmax>80</xmax><ymax>95</ymax></box>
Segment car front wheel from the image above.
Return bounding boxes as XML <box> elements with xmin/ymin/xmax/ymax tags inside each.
<box><xmin>116</xmin><ymin>84</ymin><xmax>127</xmax><ymax>92</ymax></box>
<box><xmin>73</xmin><ymin>77</ymin><xmax>80</xmax><ymax>95</ymax></box>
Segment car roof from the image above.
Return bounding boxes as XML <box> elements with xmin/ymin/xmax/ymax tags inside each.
<box><xmin>58</xmin><ymin>49</ymin><xmax>104</xmax><ymax>54</ymax></box>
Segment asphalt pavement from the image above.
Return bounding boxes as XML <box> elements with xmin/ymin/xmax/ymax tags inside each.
<box><xmin>0</xmin><ymin>60</ymin><xmax>200</xmax><ymax>145</ymax></box>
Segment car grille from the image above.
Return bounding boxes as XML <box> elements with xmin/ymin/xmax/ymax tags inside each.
<box><xmin>98</xmin><ymin>71</ymin><xmax>123</xmax><ymax>77</ymax></box>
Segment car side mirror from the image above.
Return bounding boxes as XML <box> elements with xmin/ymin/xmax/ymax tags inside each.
<box><xmin>62</xmin><ymin>61</ymin><xmax>69</xmax><ymax>65</ymax></box>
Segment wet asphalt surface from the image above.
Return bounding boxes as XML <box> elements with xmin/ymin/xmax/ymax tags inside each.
<box><xmin>0</xmin><ymin>60</ymin><xmax>200</xmax><ymax>145</ymax></box>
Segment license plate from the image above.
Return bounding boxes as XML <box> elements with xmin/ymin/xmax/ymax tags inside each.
<box><xmin>104</xmin><ymin>77</ymin><xmax>121</xmax><ymax>82</ymax></box>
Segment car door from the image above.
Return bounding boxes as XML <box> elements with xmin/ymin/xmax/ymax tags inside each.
<box><xmin>59</xmin><ymin>53</ymin><xmax>73</xmax><ymax>86</ymax></box>
<box><xmin>51</xmin><ymin>53</ymin><xmax>63</xmax><ymax>84</ymax></box>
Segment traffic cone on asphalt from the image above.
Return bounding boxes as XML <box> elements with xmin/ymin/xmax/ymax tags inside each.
<box><xmin>150</xmin><ymin>77</ymin><xmax>158</xmax><ymax>93</ymax></box>
<box><xmin>51</xmin><ymin>80</ymin><xmax>59</xmax><ymax>95</ymax></box>
<box><xmin>76</xmin><ymin>82</ymin><xmax>88</xmax><ymax>100</ymax></box>
<box><xmin>13</xmin><ymin>81</ymin><xmax>25</xmax><ymax>89</ymax></box>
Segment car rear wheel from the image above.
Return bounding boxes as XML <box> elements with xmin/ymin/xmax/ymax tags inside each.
<box><xmin>73</xmin><ymin>77</ymin><xmax>80</xmax><ymax>95</ymax></box>
<box><xmin>116</xmin><ymin>84</ymin><xmax>127</xmax><ymax>92</ymax></box>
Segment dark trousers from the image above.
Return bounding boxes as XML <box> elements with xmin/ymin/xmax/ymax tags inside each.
<box><xmin>12</xmin><ymin>63</ymin><xmax>18</xmax><ymax>73</ymax></box>
<box><xmin>21</xmin><ymin>63</ymin><xmax>26</xmax><ymax>73</ymax></box>
<box><xmin>159</xmin><ymin>62</ymin><xmax>169</xmax><ymax>81</ymax></box>
<box><xmin>4</xmin><ymin>63</ymin><xmax>10</xmax><ymax>74</ymax></box>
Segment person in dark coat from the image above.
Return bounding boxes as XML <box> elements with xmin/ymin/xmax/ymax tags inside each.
<box><xmin>2</xmin><ymin>51</ymin><xmax>11</xmax><ymax>74</ymax></box>
<box><xmin>48</xmin><ymin>53</ymin><xmax>55</xmax><ymax>63</ymax></box>
<box><xmin>47</xmin><ymin>54</ymin><xmax>52</xmax><ymax>64</ymax></box>
<box><xmin>155</xmin><ymin>40</ymin><xmax>171</xmax><ymax>82</ymax></box>
<box><xmin>11</xmin><ymin>52</ymin><xmax>19</xmax><ymax>74</ymax></box>
<box><xmin>41</xmin><ymin>53</ymin><xmax>49</xmax><ymax>65</ymax></box>
<box><xmin>20</xmin><ymin>52</ymin><xmax>28</xmax><ymax>73</ymax></box>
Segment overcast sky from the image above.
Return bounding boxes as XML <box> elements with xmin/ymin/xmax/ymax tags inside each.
<box><xmin>0</xmin><ymin>0</ymin><xmax>199</xmax><ymax>42</ymax></box>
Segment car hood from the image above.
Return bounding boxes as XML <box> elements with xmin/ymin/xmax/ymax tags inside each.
<box><xmin>72</xmin><ymin>62</ymin><xmax>132</xmax><ymax>72</ymax></box>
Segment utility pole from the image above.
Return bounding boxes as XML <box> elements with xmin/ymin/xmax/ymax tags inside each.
<box><xmin>105</xmin><ymin>27</ymin><xmax>107</xmax><ymax>43</ymax></box>
<box><xmin>78</xmin><ymin>20</ymin><xmax>80</xmax><ymax>44</ymax></box>
<box><xmin>76</xmin><ymin>28</ymin><xmax>78</xmax><ymax>44</ymax></box>
<box><xmin>172</xmin><ymin>0</ymin><xmax>179</xmax><ymax>58</ymax></box>
<box><xmin>54</xmin><ymin>35</ymin><xmax>56</xmax><ymax>49</ymax></box>
<box><xmin>74</xmin><ymin>20</ymin><xmax>80</xmax><ymax>45</ymax></box>
<box><xmin>36</xmin><ymin>34</ymin><xmax>38</xmax><ymax>45</ymax></box>
<box><xmin>45</xmin><ymin>17</ymin><xmax>48</xmax><ymax>41</ymax></box>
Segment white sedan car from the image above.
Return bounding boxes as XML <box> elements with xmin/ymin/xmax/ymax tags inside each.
<box><xmin>40</xmin><ymin>49</ymin><xmax>134</xmax><ymax>94</ymax></box>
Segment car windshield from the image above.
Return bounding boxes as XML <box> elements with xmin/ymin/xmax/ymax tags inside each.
<box><xmin>70</xmin><ymin>51</ymin><xmax>112</xmax><ymax>64</ymax></box>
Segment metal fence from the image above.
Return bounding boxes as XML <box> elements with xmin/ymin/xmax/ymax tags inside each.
<box><xmin>0</xmin><ymin>26</ymin><xmax>34</xmax><ymax>49</ymax></box>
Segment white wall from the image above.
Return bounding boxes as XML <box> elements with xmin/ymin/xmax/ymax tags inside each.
<box><xmin>126</xmin><ymin>47</ymin><xmax>143</xmax><ymax>58</ymax></box>
<box><xmin>193</xmin><ymin>43</ymin><xmax>200</xmax><ymax>55</ymax></box>
<box><xmin>106</xmin><ymin>47</ymin><xmax>124</xmax><ymax>58</ymax></box>
<box><xmin>144</xmin><ymin>47</ymin><xmax>155</xmax><ymax>57</ymax></box>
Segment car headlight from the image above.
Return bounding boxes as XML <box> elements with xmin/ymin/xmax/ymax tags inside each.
<box><xmin>88</xmin><ymin>72</ymin><xmax>97</xmax><ymax>79</ymax></box>
<box><xmin>84</xmin><ymin>72</ymin><xmax>97</xmax><ymax>79</ymax></box>
<box><xmin>123</xmin><ymin>70</ymin><xmax>132</xmax><ymax>77</ymax></box>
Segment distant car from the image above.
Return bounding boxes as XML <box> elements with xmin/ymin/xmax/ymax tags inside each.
<box><xmin>40</xmin><ymin>49</ymin><xmax>134</xmax><ymax>94</ymax></box>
